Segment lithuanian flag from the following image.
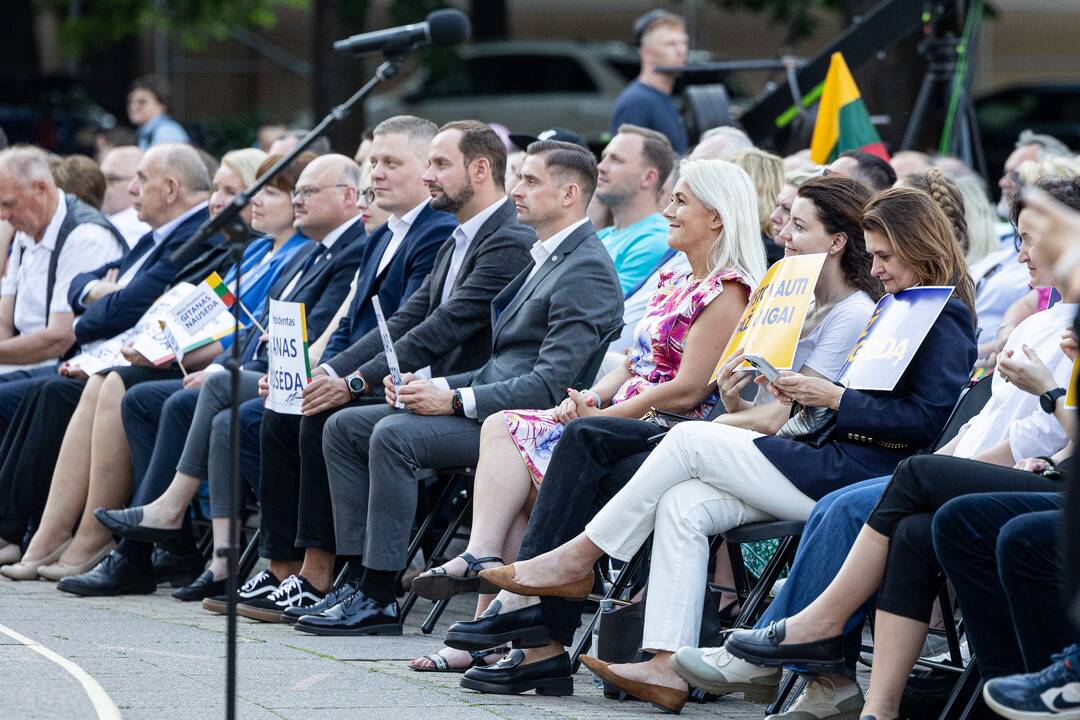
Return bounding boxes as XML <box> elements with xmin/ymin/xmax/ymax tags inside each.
<box><xmin>810</xmin><ymin>52</ymin><xmax>889</xmax><ymax>164</ymax></box>
<box><xmin>204</xmin><ymin>272</ymin><xmax>236</xmax><ymax>307</ymax></box>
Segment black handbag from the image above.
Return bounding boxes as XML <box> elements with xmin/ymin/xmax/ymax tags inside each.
<box><xmin>640</xmin><ymin>407</ymin><xmax>697</xmax><ymax>429</ymax></box>
<box><xmin>775</xmin><ymin>402</ymin><xmax>838</xmax><ymax>448</ymax></box>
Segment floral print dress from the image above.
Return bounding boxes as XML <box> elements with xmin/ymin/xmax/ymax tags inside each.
<box><xmin>502</xmin><ymin>266</ymin><xmax>753</xmax><ymax>488</ymax></box>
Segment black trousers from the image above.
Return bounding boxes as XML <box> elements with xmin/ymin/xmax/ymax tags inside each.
<box><xmin>0</xmin><ymin>366</ymin><xmax>183</xmax><ymax>546</ymax></box>
<box><xmin>0</xmin><ymin>376</ymin><xmax>86</xmax><ymax>543</ymax></box>
<box><xmin>934</xmin><ymin>491</ymin><xmax>1069</xmax><ymax>678</ymax></box>
<box><xmin>258</xmin><ymin>401</ymin><xmax>364</xmax><ymax>560</ymax></box>
<box><xmin>866</xmin><ymin>454</ymin><xmax>1063</xmax><ymax>623</ymax></box>
<box><xmin>516</xmin><ymin>416</ymin><xmax>662</xmax><ymax>646</ymax></box>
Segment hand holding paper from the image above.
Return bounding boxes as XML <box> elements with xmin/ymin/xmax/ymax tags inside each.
<box><xmin>772</xmin><ymin>372</ymin><xmax>844</xmax><ymax>410</ymax></box>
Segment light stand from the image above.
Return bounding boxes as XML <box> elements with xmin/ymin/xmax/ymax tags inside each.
<box><xmin>170</xmin><ymin>56</ymin><xmax>403</xmax><ymax>720</ymax></box>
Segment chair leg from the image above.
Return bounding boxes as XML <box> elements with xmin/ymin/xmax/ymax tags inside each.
<box><xmin>401</xmin><ymin>481</ymin><xmax>472</xmax><ymax>627</ymax></box>
<box><xmin>570</xmin><ymin>540</ymin><xmax>650</xmax><ymax>673</ymax></box>
<box><xmin>731</xmin><ymin>535</ymin><xmax>798</xmax><ymax>629</ymax></box>
<box><xmin>936</xmin><ymin>662</ymin><xmax>982</xmax><ymax>720</ymax></box>
<box><xmin>419</xmin><ymin>494</ymin><xmax>474</xmax><ymax>634</ymax></box>
<box><xmin>396</xmin><ymin>476</ymin><xmax>462</xmax><ymax>623</ymax></box>
<box><xmin>237</xmin><ymin>529</ymin><xmax>260</xmax><ymax>580</ymax></box>
<box><xmin>767</xmin><ymin>672</ymin><xmax>805</xmax><ymax>715</ymax></box>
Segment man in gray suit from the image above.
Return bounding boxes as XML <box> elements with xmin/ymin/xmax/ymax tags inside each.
<box><xmin>293</xmin><ymin>140</ymin><xmax>623</xmax><ymax>636</ymax></box>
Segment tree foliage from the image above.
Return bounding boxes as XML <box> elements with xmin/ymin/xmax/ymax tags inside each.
<box><xmin>51</xmin><ymin>0</ymin><xmax>310</xmax><ymax>57</ymax></box>
<box><xmin>709</xmin><ymin>0</ymin><xmax>847</xmax><ymax>45</ymax></box>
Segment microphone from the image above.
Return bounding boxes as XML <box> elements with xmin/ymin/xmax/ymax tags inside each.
<box><xmin>333</xmin><ymin>9</ymin><xmax>470</xmax><ymax>55</ymax></box>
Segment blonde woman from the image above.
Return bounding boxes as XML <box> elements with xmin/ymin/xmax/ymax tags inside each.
<box><xmin>408</xmin><ymin>159</ymin><xmax>766</xmax><ymax>672</ymax></box>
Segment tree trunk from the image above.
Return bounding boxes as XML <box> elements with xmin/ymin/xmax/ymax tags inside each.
<box><xmin>312</xmin><ymin>0</ymin><xmax>369</xmax><ymax>154</ymax></box>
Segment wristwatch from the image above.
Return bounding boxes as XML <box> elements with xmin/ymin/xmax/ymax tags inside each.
<box><xmin>451</xmin><ymin>390</ymin><xmax>465</xmax><ymax>416</ymax></box>
<box><xmin>1039</xmin><ymin>387</ymin><xmax>1066</xmax><ymax>413</ymax></box>
<box><xmin>345</xmin><ymin>371</ymin><xmax>366</xmax><ymax>399</ymax></box>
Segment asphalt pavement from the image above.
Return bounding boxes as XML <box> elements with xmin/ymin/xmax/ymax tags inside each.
<box><xmin>0</xmin><ymin>571</ymin><xmax>787</xmax><ymax>719</ymax></box>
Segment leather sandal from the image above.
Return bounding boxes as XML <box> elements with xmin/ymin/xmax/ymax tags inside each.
<box><xmin>408</xmin><ymin>646</ymin><xmax>509</xmax><ymax>673</ymax></box>
<box><xmin>410</xmin><ymin>552</ymin><xmax>503</xmax><ymax>601</ymax></box>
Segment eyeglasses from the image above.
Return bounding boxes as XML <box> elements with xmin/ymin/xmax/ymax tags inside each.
<box><xmin>1011</xmin><ymin>221</ymin><xmax>1022</xmax><ymax>252</ymax></box>
<box><xmin>104</xmin><ymin>174</ymin><xmax>133</xmax><ymax>185</ymax></box>
<box><xmin>359</xmin><ymin>187</ymin><xmax>375</xmax><ymax>204</ymax></box>
<box><xmin>292</xmin><ymin>184</ymin><xmax>351</xmax><ymax>200</ymax></box>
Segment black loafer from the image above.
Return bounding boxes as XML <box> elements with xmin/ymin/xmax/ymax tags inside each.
<box><xmin>460</xmin><ymin>649</ymin><xmax>573</xmax><ymax>696</ymax></box>
<box><xmin>724</xmin><ymin>619</ymin><xmax>845</xmax><ymax>670</ymax></box>
<box><xmin>152</xmin><ymin>547</ymin><xmax>205</xmax><ymax>587</ymax></box>
<box><xmin>57</xmin><ymin>551</ymin><xmax>156</xmax><ymax>597</ymax></box>
<box><xmin>172</xmin><ymin>570</ymin><xmax>226</xmax><ymax>601</ymax></box>
<box><xmin>94</xmin><ymin>507</ymin><xmax>182</xmax><ymax>546</ymax></box>
<box><xmin>445</xmin><ymin>599</ymin><xmax>551</xmax><ymax>651</ymax></box>
<box><xmin>294</xmin><ymin>589</ymin><xmax>402</xmax><ymax>636</ymax></box>
<box><xmin>281</xmin><ymin>579</ymin><xmax>360</xmax><ymax>624</ymax></box>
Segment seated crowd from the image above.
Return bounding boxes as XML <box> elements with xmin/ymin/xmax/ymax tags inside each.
<box><xmin>2</xmin><ymin>104</ymin><xmax>1080</xmax><ymax>720</ymax></box>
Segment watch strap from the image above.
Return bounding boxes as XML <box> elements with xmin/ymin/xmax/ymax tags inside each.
<box><xmin>1041</xmin><ymin>387</ymin><xmax>1067</xmax><ymax>413</ymax></box>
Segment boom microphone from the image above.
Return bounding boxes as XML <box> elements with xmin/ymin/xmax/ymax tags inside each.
<box><xmin>333</xmin><ymin>9</ymin><xmax>471</xmax><ymax>55</ymax></box>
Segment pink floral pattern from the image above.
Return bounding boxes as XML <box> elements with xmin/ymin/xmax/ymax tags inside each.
<box><xmin>502</xmin><ymin>266</ymin><xmax>752</xmax><ymax>487</ymax></box>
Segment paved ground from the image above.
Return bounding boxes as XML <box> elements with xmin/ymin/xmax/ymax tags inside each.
<box><xmin>0</xmin><ymin>572</ymin><xmax>780</xmax><ymax>720</ymax></box>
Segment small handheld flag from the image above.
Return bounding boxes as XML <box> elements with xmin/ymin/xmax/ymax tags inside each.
<box><xmin>811</xmin><ymin>52</ymin><xmax>889</xmax><ymax>165</ymax></box>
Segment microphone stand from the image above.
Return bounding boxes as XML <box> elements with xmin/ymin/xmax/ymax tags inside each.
<box><xmin>171</xmin><ymin>55</ymin><xmax>404</xmax><ymax>720</ymax></box>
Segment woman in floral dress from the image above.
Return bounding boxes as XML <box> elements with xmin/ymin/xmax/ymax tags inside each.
<box><xmin>408</xmin><ymin>158</ymin><xmax>768</xmax><ymax>671</ymax></box>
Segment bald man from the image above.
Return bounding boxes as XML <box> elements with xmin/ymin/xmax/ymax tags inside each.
<box><xmin>100</xmin><ymin>146</ymin><xmax>150</xmax><ymax>247</ymax></box>
<box><xmin>0</xmin><ymin>146</ymin><xmax>125</xmax><ymax>376</ymax></box>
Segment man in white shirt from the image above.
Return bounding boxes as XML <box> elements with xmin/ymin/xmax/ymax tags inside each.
<box><xmin>0</xmin><ymin>146</ymin><xmax>125</xmax><ymax>375</ymax></box>
<box><xmin>100</xmin><ymin>146</ymin><xmax>150</xmax><ymax>248</ymax></box>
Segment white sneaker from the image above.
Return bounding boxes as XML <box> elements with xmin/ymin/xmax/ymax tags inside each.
<box><xmin>766</xmin><ymin>676</ymin><xmax>864</xmax><ymax>720</ymax></box>
<box><xmin>670</xmin><ymin>645</ymin><xmax>781</xmax><ymax>703</ymax></box>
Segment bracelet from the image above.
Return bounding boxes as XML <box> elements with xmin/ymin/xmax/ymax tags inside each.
<box><xmin>582</xmin><ymin>389</ymin><xmax>603</xmax><ymax>409</ymax></box>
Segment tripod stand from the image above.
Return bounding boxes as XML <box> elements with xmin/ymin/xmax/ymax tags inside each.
<box><xmin>900</xmin><ymin>0</ymin><xmax>987</xmax><ymax>180</ymax></box>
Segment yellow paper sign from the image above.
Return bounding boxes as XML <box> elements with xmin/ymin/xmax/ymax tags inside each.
<box><xmin>710</xmin><ymin>253</ymin><xmax>827</xmax><ymax>383</ymax></box>
<box><xmin>1067</xmin><ymin>356</ymin><xmax>1079</xmax><ymax>410</ymax></box>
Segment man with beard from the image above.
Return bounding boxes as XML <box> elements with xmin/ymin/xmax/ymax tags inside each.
<box><xmin>232</xmin><ymin>119</ymin><xmax>535</xmax><ymax>619</ymax></box>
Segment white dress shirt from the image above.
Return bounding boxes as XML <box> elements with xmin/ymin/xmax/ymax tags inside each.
<box><xmin>377</xmin><ymin>200</ymin><xmax>429</xmax><ymax>276</ymax></box>
<box><xmin>954</xmin><ymin>301</ymin><xmax>1076</xmax><ymax>461</ymax></box>
<box><xmin>440</xmin><ymin>197</ymin><xmax>508</xmax><ymax>304</ymax></box>
<box><xmin>2</xmin><ymin>189</ymin><xmax>123</xmax><ymax>338</ymax></box>
<box><xmin>433</xmin><ymin>216</ymin><xmax>589</xmax><ymax>418</ymax></box>
<box><xmin>107</xmin><ymin>206</ymin><xmax>151</xmax><ymax>249</ymax></box>
<box><xmin>970</xmin><ymin>245</ymin><xmax>1032</xmax><ymax>345</ymax></box>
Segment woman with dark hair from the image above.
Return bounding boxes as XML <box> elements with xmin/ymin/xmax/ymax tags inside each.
<box><xmin>438</xmin><ymin>177</ymin><xmax>887</xmax><ymax>697</ymax></box>
<box><xmin>475</xmin><ymin>188</ymin><xmax>978</xmax><ymax>712</ymax></box>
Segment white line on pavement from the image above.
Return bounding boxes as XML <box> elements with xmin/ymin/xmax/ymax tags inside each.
<box><xmin>0</xmin><ymin>622</ymin><xmax>121</xmax><ymax>720</ymax></box>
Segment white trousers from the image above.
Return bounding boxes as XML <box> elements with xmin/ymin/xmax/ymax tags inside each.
<box><xmin>585</xmin><ymin>421</ymin><xmax>817</xmax><ymax>652</ymax></box>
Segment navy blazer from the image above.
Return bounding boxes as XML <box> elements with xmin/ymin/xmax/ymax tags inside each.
<box><xmin>755</xmin><ymin>297</ymin><xmax>977</xmax><ymax>500</ymax></box>
<box><xmin>323</xmin><ymin>203</ymin><xmax>455</xmax><ymax>361</ymax></box>
<box><xmin>68</xmin><ymin>205</ymin><xmax>211</xmax><ymax>345</ymax></box>
<box><xmin>236</xmin><ymin>220</ymin><xmax>368</xmax><ymax>373</ymax></box>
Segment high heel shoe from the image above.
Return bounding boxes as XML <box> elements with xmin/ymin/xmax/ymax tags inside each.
<box><xmin>37</xmin><ymin>541</ymin><xmax>116</xmax><ymax>581</ymax></box>
<box><xmin>580</xmin><ymin>656</ymin><xmax>688</xmax><ymax>714</ymax></box>
<box><xmin>478</xmin><ymin>564</ymin><xmax>594</xmax><ymax>600</ymax></box>
<box><xmin>1</xmin><ymin>539</ymin><xmax>72</xmax><ymax>580</ymax></box>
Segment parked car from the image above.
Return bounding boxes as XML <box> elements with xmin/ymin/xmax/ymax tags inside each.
<box><xmin>364</xmin><ymin>40</ymin><xmax>728</xmax><ymax>149</ymax></box>
<box><xmin>975</xmin><ymin>82</ymin><xmax>1080</xmax><ymax>183</ymax></box>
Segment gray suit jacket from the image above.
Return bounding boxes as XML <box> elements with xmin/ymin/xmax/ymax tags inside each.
<box><xmin>445</xmin><ymin>219</ymin><xmax>624</xmax><ymax>420</ymax></box>
<box><xmin>325</xmin><ymin>197</ymin><xmax>535</xmax><ymax>383</ymax></box>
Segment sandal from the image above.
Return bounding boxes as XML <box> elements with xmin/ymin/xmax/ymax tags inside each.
<box><xmin>410</xmin><ymin>552</ymin><xmax>503</xmax><ymax>601</ymax></box>
<box><xmin>408</xmin><ymin>646</ymin><xmax>508</xmax><ymax>673</ymax></box>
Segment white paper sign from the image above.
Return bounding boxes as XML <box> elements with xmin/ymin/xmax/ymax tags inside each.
<box><xmin>372</xmin><ymin>296</ymin><xmax>404</xmax><ymax>409</ymax></box>
<box><xmin>266</xmin><ymin>299</ymin><xmax>311</xmax><ymax>415</ymax></box>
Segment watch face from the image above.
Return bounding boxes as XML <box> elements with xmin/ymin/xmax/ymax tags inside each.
<box><xmin>348</xmin><ymin>377</ymin><xmax>365</xmax><ymax>394</ymax></box>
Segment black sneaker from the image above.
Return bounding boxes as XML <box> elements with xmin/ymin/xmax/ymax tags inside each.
<box><xmin>237</xmin><ymin>574</ymin><xmax>325</xmax><ymax>623</ymax></box>
<box><xmin>281</xmin><ymin>579</ymin><xmax>360</xmax><ymax>624</ymax></box>
<box><xmin>202</xmin><ymin>569</ymin><xmax>279</xmax><ymax>615</ymax></box>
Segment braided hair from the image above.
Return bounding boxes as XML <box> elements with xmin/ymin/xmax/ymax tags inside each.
<box><xmin>902</xmin><ymin>168</ymin><xmax>969</xmax><ymax>254</ymax></box>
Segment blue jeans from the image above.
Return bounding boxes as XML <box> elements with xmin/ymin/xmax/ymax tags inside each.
<box><xmin>755</xmin><ymin>475</ymin><xmax>891</xmax><ymax>672</ymax></box>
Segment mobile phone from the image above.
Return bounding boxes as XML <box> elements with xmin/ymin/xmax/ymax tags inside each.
<box><xmin>744</xmin><ymin>353</ymin><xmax>780</xmax><ymax>382</ymax></box>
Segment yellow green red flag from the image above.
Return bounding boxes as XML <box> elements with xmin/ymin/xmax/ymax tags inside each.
<box><xmin>810</xmin><ymin>52</ymin><xmax>889</xmax><ymax>165</ymax></box>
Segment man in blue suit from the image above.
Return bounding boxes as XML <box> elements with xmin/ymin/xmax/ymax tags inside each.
<box><xmin>240</xmin><ymin>116</ymin><xmax>460</xmax><ymax>618</ymax></box>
